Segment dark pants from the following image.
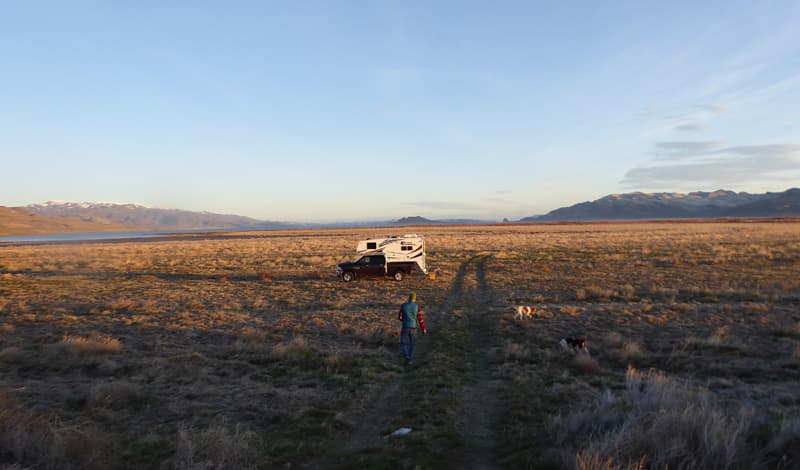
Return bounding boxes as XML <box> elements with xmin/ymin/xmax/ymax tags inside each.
<box><xmin>400</xmin><ymin>327</ymin><xmax>417</xmax><ymax>361</ymax></box>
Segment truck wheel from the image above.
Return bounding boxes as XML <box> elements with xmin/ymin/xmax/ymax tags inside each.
<box><xmin>342</xmin><ymin>271</ymin><xmax>355</xmax><ymax>282</ymax></box>
<box><xmin>393</xmin><ymin>270</ymin><xmax>404</xmax><ymax>281</ymax></box>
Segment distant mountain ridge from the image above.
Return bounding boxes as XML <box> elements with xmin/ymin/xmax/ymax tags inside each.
<box><xmin>395</xmin><ymin>216</ymin><xmax>437</xmax><ymax>225</ymax></box>
<box><xmin>521</xmin><ymin>188</ymin><xmax>800</xmax><ymax>222</ymax></box>
<box><xmin>0</xmin><ymin>206</ymin><xmax>129</xmax><ymax>236</ymax></box>
<box><xmin>25</xmin><ymin>201</ymin><xmax>286</xmax><ymax>230</ymax></box>
<box><xmin>393</xmin><ymin>216</ymin><xmax>491</xmax><ymax>225</ymax></box>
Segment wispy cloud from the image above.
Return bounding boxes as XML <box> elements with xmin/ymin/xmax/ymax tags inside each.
<box><xmin>641</xmin><ymin>103</ymin><xmax>727</xmax><ymax>134</ymax></box>
<box><xmin>693</xmin><ymin>103</ymin><xmax>728</xmax><ymax>114</ymax></box>
<box><xmin>651</xmin><ymin>141</ymin><xmax>723</xmax><ymax>159</ymax></box>
<box><xmin>624</xmin><ymin>143</ymin><xmax>800</xmax><ymax>188</ymax></box>
<box><xmin>674</xmin><ymin>122</ymin><xmax>705</xmax><ymax>132</ymax></box>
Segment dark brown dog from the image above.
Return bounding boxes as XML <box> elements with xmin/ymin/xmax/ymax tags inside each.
<box><xmin>559</xmin><ymin>337</ymin><xmax>588</xmax><ymax>353</ymax></box>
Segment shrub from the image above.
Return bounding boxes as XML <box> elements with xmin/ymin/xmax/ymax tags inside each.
<box><xmin>174</xmin><ymin>421</ymin><xmax>260</xmax><ymax>470</ymax></box>
<box><xmin>502</xmin><ymin>340</ymin><xmax>530</xmax><ymax>361</ymax></box>
<box><xmin>621</xmin><ymin>341</ymin><xmax>642</xmax><ymax>360</ymax></box>
<box><xmin>707</xmin><ymin>326</ymin><xmax>731</xmax><ymax>346</ymax></box>
<box><xmin>572</xmin><ymin>354</ymin><xmax>601</xmax><ymax>374</ymax></box>
<box><xmin>605</xmin><ymin>332</ymin><xmax>624</xmax><ymax>348</ymax></box>
<box><xmin>758</xmin><ymin>416</ymin><xmax>800</xmax><ymax>468</ymax></box>
<box><xmin>88</xmin><ymin>380</ymin><xmax>142</xmax><ymax>409</ymax></box>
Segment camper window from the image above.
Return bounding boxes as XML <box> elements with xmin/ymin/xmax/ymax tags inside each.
<box><xmin>366</xmin><ymin>242</ymin><xmax>377</xmax><ymax>249</ymax></box>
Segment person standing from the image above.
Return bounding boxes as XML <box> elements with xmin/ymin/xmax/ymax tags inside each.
<box><xmin>399</xmin><ymin>292</ymin><xmax>427</xmax><ymax>365</ymax></box>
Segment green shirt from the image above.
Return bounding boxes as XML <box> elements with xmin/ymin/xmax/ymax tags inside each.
<box><xmin>400</xmin><ymin>301</ymin><xmax>419</xmax><ymax>328</ymax></box>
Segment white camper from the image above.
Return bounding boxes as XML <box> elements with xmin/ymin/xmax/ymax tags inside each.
<box><xmin>355</xmin><ymin>234</ymin><xmax>427</xmax><ymax>274</ymax></box>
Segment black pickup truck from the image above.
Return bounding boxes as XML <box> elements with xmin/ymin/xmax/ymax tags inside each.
<box><xmin>336</xmin><ymin>254</ymin><xmax>416</xmax><ymax>282</ymax></box>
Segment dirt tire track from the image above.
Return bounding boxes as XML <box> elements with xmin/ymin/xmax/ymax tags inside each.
<box><xmin>331</xmin><ymin>255</ymin><xmax>503</xmax><ymax>468</ymax></box>
<box><xmin>455</xmin><ymin>255</ymin><xmax>501</xmax><ymax>470</ymax></box>
<box><xmin>335</xmin><ymin>257</ymin><xmax>474</xmax><ymax>457</ymax></box>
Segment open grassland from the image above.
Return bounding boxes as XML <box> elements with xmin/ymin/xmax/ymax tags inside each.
<box><xmin>0</xmin><ymin>222</ymin><xmax>799</xmax><ymax>469</ymax></box>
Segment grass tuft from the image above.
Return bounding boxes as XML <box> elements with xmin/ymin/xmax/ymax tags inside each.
<box><xmin>551</xmin><ymin>366</ymin><xmax>753</xmax><ymax>469</ymax></box>
<box><xmin>174</xmin><ymin>421</ymin><xmax>260</xmax><ymax>470</ymax></box>
<box><xmin>57</xmin><ymin>333</ymin><xmax>122</xmax><ymax>355</ymax></box>
<box><xmin>572</xmin><ymin>353</ymin><xmax>601</xmax><ymax>373</ymax></box>
<box><xmin>271</xmin><ymin>336</ymin><xmax>312</xmax><ymax>361</ymax></box>
<box><xmin>0</xmin><ymin>392</ymin><xmax>110</xmax><ymax>469</ymax></box>
<box><xmin>89</xmin><ymin>380</ymin><xmax>142</xmax><ymax>409</ymax></box>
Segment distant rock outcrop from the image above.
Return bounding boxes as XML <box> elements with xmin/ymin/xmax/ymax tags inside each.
<box><xmin>520</xmin><ymin>188</ymin><xmax>800</xmax><ymax>222</ymax></box>
<box><xmin>395</xmin><ymin>216</ymin><xmax>437</xmax><ymax>225</ymax></box>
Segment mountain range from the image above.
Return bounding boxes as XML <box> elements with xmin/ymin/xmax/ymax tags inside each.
<box><xmin>521</xmin><ymin>188</ymin><xmax>800</xmax><ymax>222</ymax></box>
<box><xmin>2</xmin><ymin>189</ymin><xmax>798</xmax><ymax>236</ymax></box>
<box><xmin>24</xmin><ymin>201</ymin><xmax>287</xmax><ymax>231</ymax></box>
<box><xmin>394</xmin><ymin>216</ymin><xmax>489</xmax><ymax>225</ymax></box>
<box><xmin>0</xmin><ymin>206</ymin><xmax>129</xmax><ymax>236</ymax></box>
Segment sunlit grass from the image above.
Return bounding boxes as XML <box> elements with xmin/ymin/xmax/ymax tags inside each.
<box><xmin>0</xmin><ymin>222</ymin><xmax>798</xmax><ymax>468</ymax></box>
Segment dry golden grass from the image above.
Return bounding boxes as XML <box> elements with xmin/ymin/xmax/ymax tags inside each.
<box><xmin>0</xmin><ymin>221</ymin><xmax>798</xmax><ymax>468</ymax></box>
<box><xmin>56</xmin><ymin>333</ymin><xmax>122</xmax><ymax>355</ymax></box>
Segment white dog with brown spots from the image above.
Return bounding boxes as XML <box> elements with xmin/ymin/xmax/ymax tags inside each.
<box><xmin>514</xmin><ymin>305</ymin><xmax>536</xmax><ymax>320</ymax></box>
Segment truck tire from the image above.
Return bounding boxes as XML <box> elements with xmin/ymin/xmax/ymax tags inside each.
<box><xmin>393</xmin><ymin>269</ymin><xmax>405</xmax><ymax>281</ymax></box>
<box><xmin>342</xmin><ymin>271</ymin><xmax>355</xmax><ymax>282</ymax></box>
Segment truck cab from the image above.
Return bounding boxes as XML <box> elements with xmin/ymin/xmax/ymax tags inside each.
<box><xmin>336</xmin><ymin>254</ymin><xmax>417</xmax><ymax>282</ymax></box>
<box><xmin>352</xmin><ymin>255</ymin><xmax>386</xmax><ymax>276</ymax></box>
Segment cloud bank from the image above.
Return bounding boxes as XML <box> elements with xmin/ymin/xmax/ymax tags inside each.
<box><xmin>624</xmin><ymin>143</ymin><xmax>800</xmax><ymax>188</ymax></box>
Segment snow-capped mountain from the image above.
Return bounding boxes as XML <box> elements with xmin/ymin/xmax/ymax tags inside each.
<box><xmin>28</xmin><ymin>201</ymin><xmax>151</xmax><ymax>211</ymax></box>
<box><xmin>521</xmin><ymin>188</ymin><xmax>800</xmax><ymax>222</ymax></box>
<box><xmin>25</xmin><ymin>201</ymin><xmax>285</xmax><ymax>230</ymax></box>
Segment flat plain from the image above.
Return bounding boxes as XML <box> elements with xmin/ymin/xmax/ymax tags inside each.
<box><xmin>1</xmin><ymin>222</ymin><xmax>799</xmax><ymax>469</ymax></box>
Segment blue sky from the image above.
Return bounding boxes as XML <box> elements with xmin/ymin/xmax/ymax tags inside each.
<box><xmin>1</xmin><ymin>1</ymin><xmax>799</xmax><ymax>221</ymax></box>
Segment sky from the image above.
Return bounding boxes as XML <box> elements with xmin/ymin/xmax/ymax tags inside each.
<box><xmin>1</xmin><ymin>1</ymin><xmax>799</xmax><ymax>222</ymax></box>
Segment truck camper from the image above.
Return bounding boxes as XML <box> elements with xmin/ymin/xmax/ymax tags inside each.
<box><xmin>337</xmin><ymin>234</ymin><xmax>427</xmax><ymax>282</ymax></box>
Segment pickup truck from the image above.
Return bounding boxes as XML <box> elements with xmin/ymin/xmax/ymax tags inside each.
<box><xmin>336</xmin><ymin>254</ymin><xmax>416</xmax><ymax>282</ymax></box>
